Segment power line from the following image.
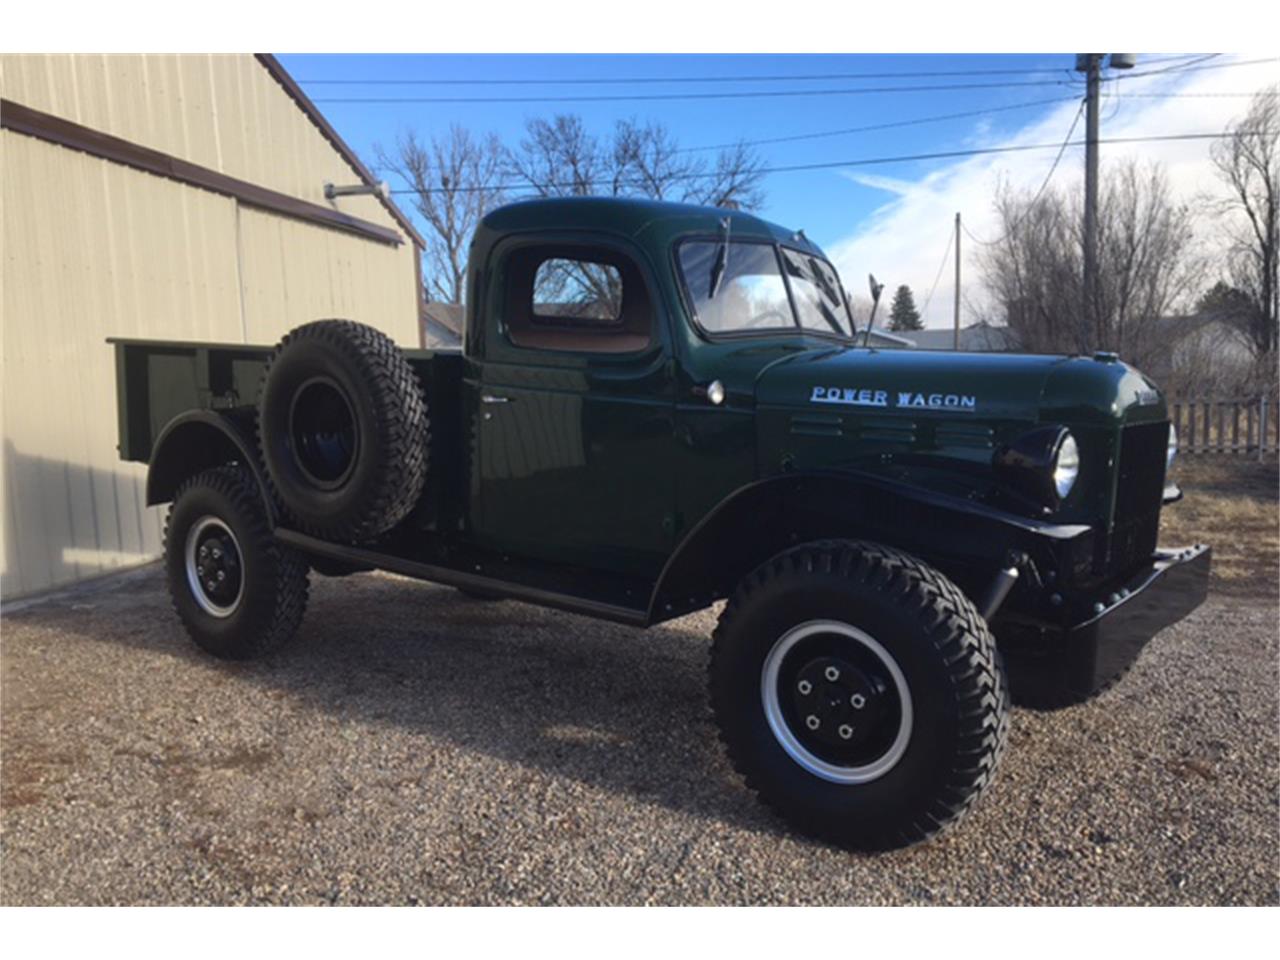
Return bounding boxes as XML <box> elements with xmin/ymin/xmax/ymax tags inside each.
<box><xmin>920</xmin><ymin>227</ymin><xmax>955</xmax><ymax>319</ymax></box>
<box><xmin>378</xmin><ymin>90</ymin><xmax>1258</xmax><ymax>179</ymax></box>
<box><xmin>1112</xmin><ymin>91</ymin><xmax>1264</xmax><ymax>99</ymax></box>
<box><xmin>295</xmin><ymin>53</ymin><xmax>1212</xmax><ymax>87</ymax></box>
<box><xmin>381</xmin><ymin>97</ymin><xmax>1085</xmax><ymax>179</ymax></box>
<box><xmin>1110</xmin><ymin>55</ymin><xmax>1277</xmax><ymax>82</ymax></box>
<box><xmin>311</xmin><ymin>56</ymin><xmax>1276</xmax><ymax>106</ymax></box>
<box><xmin>313</xmin><ymin>77</ymin><xmax>1089</xmax><ymax>105</ymax></box>
<box><xmin>679</xmin><ymin>96</ymin><xmax>1081</xmax><ymax>153</ymax></box>
<box><xmin>961</xmin><ymin>97</ymin><xmax>1087</xmax><ymax>246</ymax></box>
<box><xmin>387</xmin><ymin>130</ymin><xmax>1255</xmax><ymax>196</ymax></box>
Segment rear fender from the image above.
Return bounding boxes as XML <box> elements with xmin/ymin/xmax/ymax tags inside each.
<box><xmin>146</xmin><ymin>410</ymin><xmax>276</xmax><ymax>524</ymax></box>
<box><xmin>647</xmin><ymin>470</ymin><xmax>1092</xmax><ymax>624</ymax></box>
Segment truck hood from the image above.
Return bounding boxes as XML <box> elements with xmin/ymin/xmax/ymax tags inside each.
<box><xmin>755</xmin><ymin>346</ymin><xmax>1165</xmax><ymax>425</ymax></box>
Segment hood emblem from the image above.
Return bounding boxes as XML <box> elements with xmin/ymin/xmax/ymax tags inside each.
<box><xmin>810</xmin><ymin>386</ymin><xmax>976</xmax><ymax>413</ymax></box>
<box><xmin>810</xmin><ymin>386</ymin><xmax>888</xmax><ymax>408</ymax></box>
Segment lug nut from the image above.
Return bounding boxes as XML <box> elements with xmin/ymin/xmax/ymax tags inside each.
<box><xmin>1094</xmin><ymin>602</ymin><xmax>1105</xmax><ymax>614</ymax></box>
<box><xmin>838</xmin><ymin>724</ymin><xmax>854</xmax><ymax>740</ymax></box>
<box><xmin>850</xmin><ymin>693</ymin><xmax>866</xmax><ymax>709</ymax></box>
<box><xmin>199</xmin><ymin>545</ymin><xmax>209</xmax><ymax>558</ymax></box>
<box><xmin>206</xmin><ymin>581</ymin><xmax>216</xmax><ymax>592</ymax></box>
<box><xmin>805</xmin><ymin>715</ymin><xmax>820</xmax><ymax>730</ymax></box>
<box><xmin>217</xmin><ymin>571</ymin><xmax>225</xmax><ymax>582</ymax></box>
<box><xmin>824</xmin><ymin>666</ymin><xmax>840</xmax><ymax>682</ymax></box>
<box><xmin>797</xmin><ymin>680</ymin><xmax>812</xmax><ymax>695</ymax></box>
<box><xmin>211</xmin><ymin>547</ymin><xmax>222</xmax><ymax>559</ymax></box>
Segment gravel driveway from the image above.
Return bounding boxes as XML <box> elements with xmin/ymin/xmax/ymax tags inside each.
<box><xmin>2</xmin><ymin>566</ymin><xmax>1276</xmax><ymax>905</ymax></box>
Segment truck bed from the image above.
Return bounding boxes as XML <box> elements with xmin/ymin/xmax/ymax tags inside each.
<box><xmin>108</xmin><ymin>337</ymin><xmax>461</xmax><ymax>464</ymax></box>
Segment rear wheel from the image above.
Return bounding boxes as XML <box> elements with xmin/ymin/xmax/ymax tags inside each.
<box><xmin>164</xmin><ymin>466</ymin><xmax>309</xmax><ymax>660</ymax></box>
<box><xmin>710</xmin><ymin>539</ymin><xmax>1010</xmax><ymax>850</ymax></box>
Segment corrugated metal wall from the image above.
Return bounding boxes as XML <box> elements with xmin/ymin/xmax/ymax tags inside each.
<box><xmin>1</xmin><ymin>54</ymin><xmax>422</xmax><ymax>598</ymax></box>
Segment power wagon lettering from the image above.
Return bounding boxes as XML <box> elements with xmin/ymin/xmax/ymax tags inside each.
<box><xmin>809</xmin><ymin>386</ymin><xmax>888</xmax><ymax>407</ymax></box>
<box><xmin>898</xmin><ymin>391</ymin><xmax>977</xmax><ymax>412</ymax></box>
<box><xmin>810</xmin><ymin>386</ymin><xmax>977</xmax><ymax>412</ymax></box>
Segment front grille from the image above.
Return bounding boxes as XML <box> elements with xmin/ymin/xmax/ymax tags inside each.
<box><xmin>1102</xmin><ymin>421</ymin><xmax>1169</xmax><ymax>575</ymax></box>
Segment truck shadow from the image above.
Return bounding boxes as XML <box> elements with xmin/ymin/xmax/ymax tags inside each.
<box><xmin>11</xmin><ymin>566</ymin><xmax>792</xmax><ymax>841</ymax></box>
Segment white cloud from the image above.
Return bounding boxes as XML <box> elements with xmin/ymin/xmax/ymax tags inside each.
<box><xmin>827</xmin><ymin>56</ymin><xmax>1279</xmax><ymax>329</ymax></box>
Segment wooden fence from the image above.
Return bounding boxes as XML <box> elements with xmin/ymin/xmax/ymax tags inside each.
<box><xmin>1169</xmin><ymin>396</ymin><xmax>1280</xmax><ymax>458</ymax></box>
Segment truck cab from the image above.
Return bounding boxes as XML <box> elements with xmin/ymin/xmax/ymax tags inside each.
<box><xmin>112</xmin><ymin>196</ymin><xmax>1210</xmax><ymax>851</ymax></box>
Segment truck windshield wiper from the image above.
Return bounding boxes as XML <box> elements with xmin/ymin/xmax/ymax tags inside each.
<box><xmin>816</xmin><ymin>300</ymin><xmax>847</xmax><ymax>338</ymax></box>
<box><xmin>708</xmin><ymin>216</ymin><xmax>731</xmax><ymax>299</ymax></box>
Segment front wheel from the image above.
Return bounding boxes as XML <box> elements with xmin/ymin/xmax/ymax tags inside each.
<box><xmin>164</xmin><ymin>466</ymin><xmax>310</xmax><ymax>660</ymax></box>
<box><xmin>710</xmin><ymin>540</ymin><xmax>1010</xmax><ymax>850</ymax></box>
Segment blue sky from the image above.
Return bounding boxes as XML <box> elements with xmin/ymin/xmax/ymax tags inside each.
<box><xmin>278</xmin><ymin>53</ymin><xmax>1276</xmax><ymax>326</ymax></box>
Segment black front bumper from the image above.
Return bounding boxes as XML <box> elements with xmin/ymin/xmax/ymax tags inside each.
<box><xmin>998</xmin><ymin>545</ymin><xmax>1211</xmax><ymax>708</ymax></box>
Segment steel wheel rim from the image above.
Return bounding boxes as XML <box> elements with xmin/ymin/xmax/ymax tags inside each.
<box><xmin>184</xmin><ymin>515</ymin><xmax>244</xmax><ymax>618</ymax></box>
<box><xmin>288</xmin><ymin>376</ymin><xmax>360</xmax><ymax>490</ymax></box>
<box><xmin>760</xmin><ymin>619</ymin><xmax>913</xmax><ymax>784</ymax></box>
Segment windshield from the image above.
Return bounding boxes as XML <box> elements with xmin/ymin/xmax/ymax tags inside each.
<box><xmin>677</xmin><ymin>239</ymin><xmax>852</xmax><ymax>338</ymax></box>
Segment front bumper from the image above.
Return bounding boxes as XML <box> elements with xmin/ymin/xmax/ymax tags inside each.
<box><xmin>998</xmin><ymin>544</ymin><xmax>1211</xmax><ymax>708</ymax></box>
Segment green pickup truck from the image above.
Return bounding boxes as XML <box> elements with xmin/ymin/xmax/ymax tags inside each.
<box><xmin>111</xmin><ymin>196</ymin><xmax>1209</xmax><ymax>850</ymax></box>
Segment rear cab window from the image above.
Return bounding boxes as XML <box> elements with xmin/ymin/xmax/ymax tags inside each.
<box><xmin>500</xmin><ymin>247</ymin><xmax>653</xmax><ymax>355</ymax></box>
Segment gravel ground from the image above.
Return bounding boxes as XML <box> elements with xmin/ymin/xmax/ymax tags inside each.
<box><xmin>2</xmin><ymin>565</ymin><xmax>1276</xmax><ymax>906</ymax></box>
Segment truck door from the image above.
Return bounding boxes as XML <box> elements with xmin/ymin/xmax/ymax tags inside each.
<box><xmin>467</xmin><ymin>238</ymin><xmax>677</xmax><ymax>579</ymax></box>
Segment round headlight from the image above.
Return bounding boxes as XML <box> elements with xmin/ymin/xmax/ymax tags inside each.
<box><xmin>1166</xmin><ymin>423</ymin><xmax>1177</xmax><ymax>471</ymax></box>
<box><xmin>1053</xmin><ymin>432</ymin><xmax>1080</xmax><ymax>500</ymax></box>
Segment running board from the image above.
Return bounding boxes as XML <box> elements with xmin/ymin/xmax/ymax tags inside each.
<box><xmin>274</xmin><ymin>528</ymin><xmax>651</xmax><ymax>628</ymax></box>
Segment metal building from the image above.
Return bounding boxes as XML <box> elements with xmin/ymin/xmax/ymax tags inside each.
<box><xmin>1</xmin><ymin>54</ymin><xmax>426</xmax><ymax>599</ymax></box>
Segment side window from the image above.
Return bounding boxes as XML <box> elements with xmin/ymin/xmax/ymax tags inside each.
<box><xmin>532</xmin><ymin>258</ymin><xmax>623</xmax><ymax>324</ymax></box>
<box><xmin>502</xmin><ymin>246</ymin><xmax>653</xmax><ymax>354</ymax></box>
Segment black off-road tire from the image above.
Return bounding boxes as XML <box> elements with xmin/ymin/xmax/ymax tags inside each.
<box><xmin>257</xmin><ymin>319</ymin><xmax>428</xmax><ymax>542</ymax></box>
<box><xmin>164</xmin><ymin>466</ymin><xmax>309</xmax><ymax>660</ymax></box>
<box><xmin>710</xmin><ymin>539</ymin><xmax>1010</xmax><ymax>851</ymax></box>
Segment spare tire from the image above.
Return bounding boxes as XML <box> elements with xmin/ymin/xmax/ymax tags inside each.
<box><xmin>257</xmin><ymin>319</ymin><xmax>427</xmax><ymax>542</ymax></box>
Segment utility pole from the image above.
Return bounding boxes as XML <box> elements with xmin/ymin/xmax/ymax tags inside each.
<box><xmin>1081</xmin><ymin>53</ymin><xmax>1101</xmax><ymax>345</ymax></box>
<box><xmin>1075</xmin><ymin>53</ymin><xmax>1134</xmax><ymax>347</ymax></box>
<box><xmin>953</xmin><ymin>212</ymin><xmax>962</xmax><ymax>350</ymax></box>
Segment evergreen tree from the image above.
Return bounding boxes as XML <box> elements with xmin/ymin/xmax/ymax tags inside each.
<box><xmin>888</xmin><ymin>284</ymin><xmax>923</xmax><ymax>332</ymax></box>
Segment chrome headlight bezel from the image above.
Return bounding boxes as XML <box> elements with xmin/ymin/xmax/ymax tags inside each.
<box><xmin>993</xmin><ymin>425</ymin><xmax>1080</xmax><ymax>512</ymax></box>
<box><xmin>1052</xmin><ymin>432</ymin><xmax>1080</xmax><ymax>500</ymax></box>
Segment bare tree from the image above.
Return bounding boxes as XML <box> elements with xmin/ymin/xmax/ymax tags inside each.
<box><xmin>1209</xmin><ymin>85</ymin><xmax>1279</xmax><ymax>359</ymax></box>
<box><xmin>506</xmin><ymin>113</ymin><xmax>766</xmax><ymax>210</ymax></box>
<box><xmin>376</xmin><ymin>125</ymin><xmax>507</xmax><ymax>304</ymax></box>
<box><xmin>978</xmin><ymin>160</ymin><xmax>1201</xmax><ymax>371</ymax></box>
<box><xmin>506</xmin><ymin>115</ymin><xmax>602</xmax><ymax>198</ymax></box>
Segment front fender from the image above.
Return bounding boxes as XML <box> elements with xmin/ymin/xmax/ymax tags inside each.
<box><xmin>146</xmin><ymin>410</ymin><xmax>276</xmax><ymax>524</ymax></box>
<box><xmin>647</xmin><ymin>469</ymin><xmax>1093</xmax><ymax>624</ymax></box>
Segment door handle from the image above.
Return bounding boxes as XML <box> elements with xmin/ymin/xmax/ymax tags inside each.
<box><xmin>481</xmin><ymin>394</ymin><xmax>513</xmax><ymax>404</ymax></box>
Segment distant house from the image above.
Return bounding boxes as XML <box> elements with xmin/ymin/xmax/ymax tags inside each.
<box><xmin>423</xmin><ymin>303</ymin><xmax>464</xmax><ymax>348</ymax></box>
<box><xmin>869</xmin><ymin>321</ymin><xmax>1021</xmax><ymax>352</ymax></box>
<box><xmin>1141</xmin><ymin>314</ymin><xmax>1254</xmax><ymax>390</ymax></box>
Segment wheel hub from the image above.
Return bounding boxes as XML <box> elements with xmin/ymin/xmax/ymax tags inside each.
<box><xmin>184</xmin><ymin>517</ymin><xmax>244</xmax><ymax>618</ymax></box>
<box><xmin>760</xmin><ymin>620</ymin><xmax>914</xmax><ymax>784</ymax></box>
<box><xmin>790</xmin><ymin>656</ymin><xmax>889</xmax><ymax>751</ymax></box>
